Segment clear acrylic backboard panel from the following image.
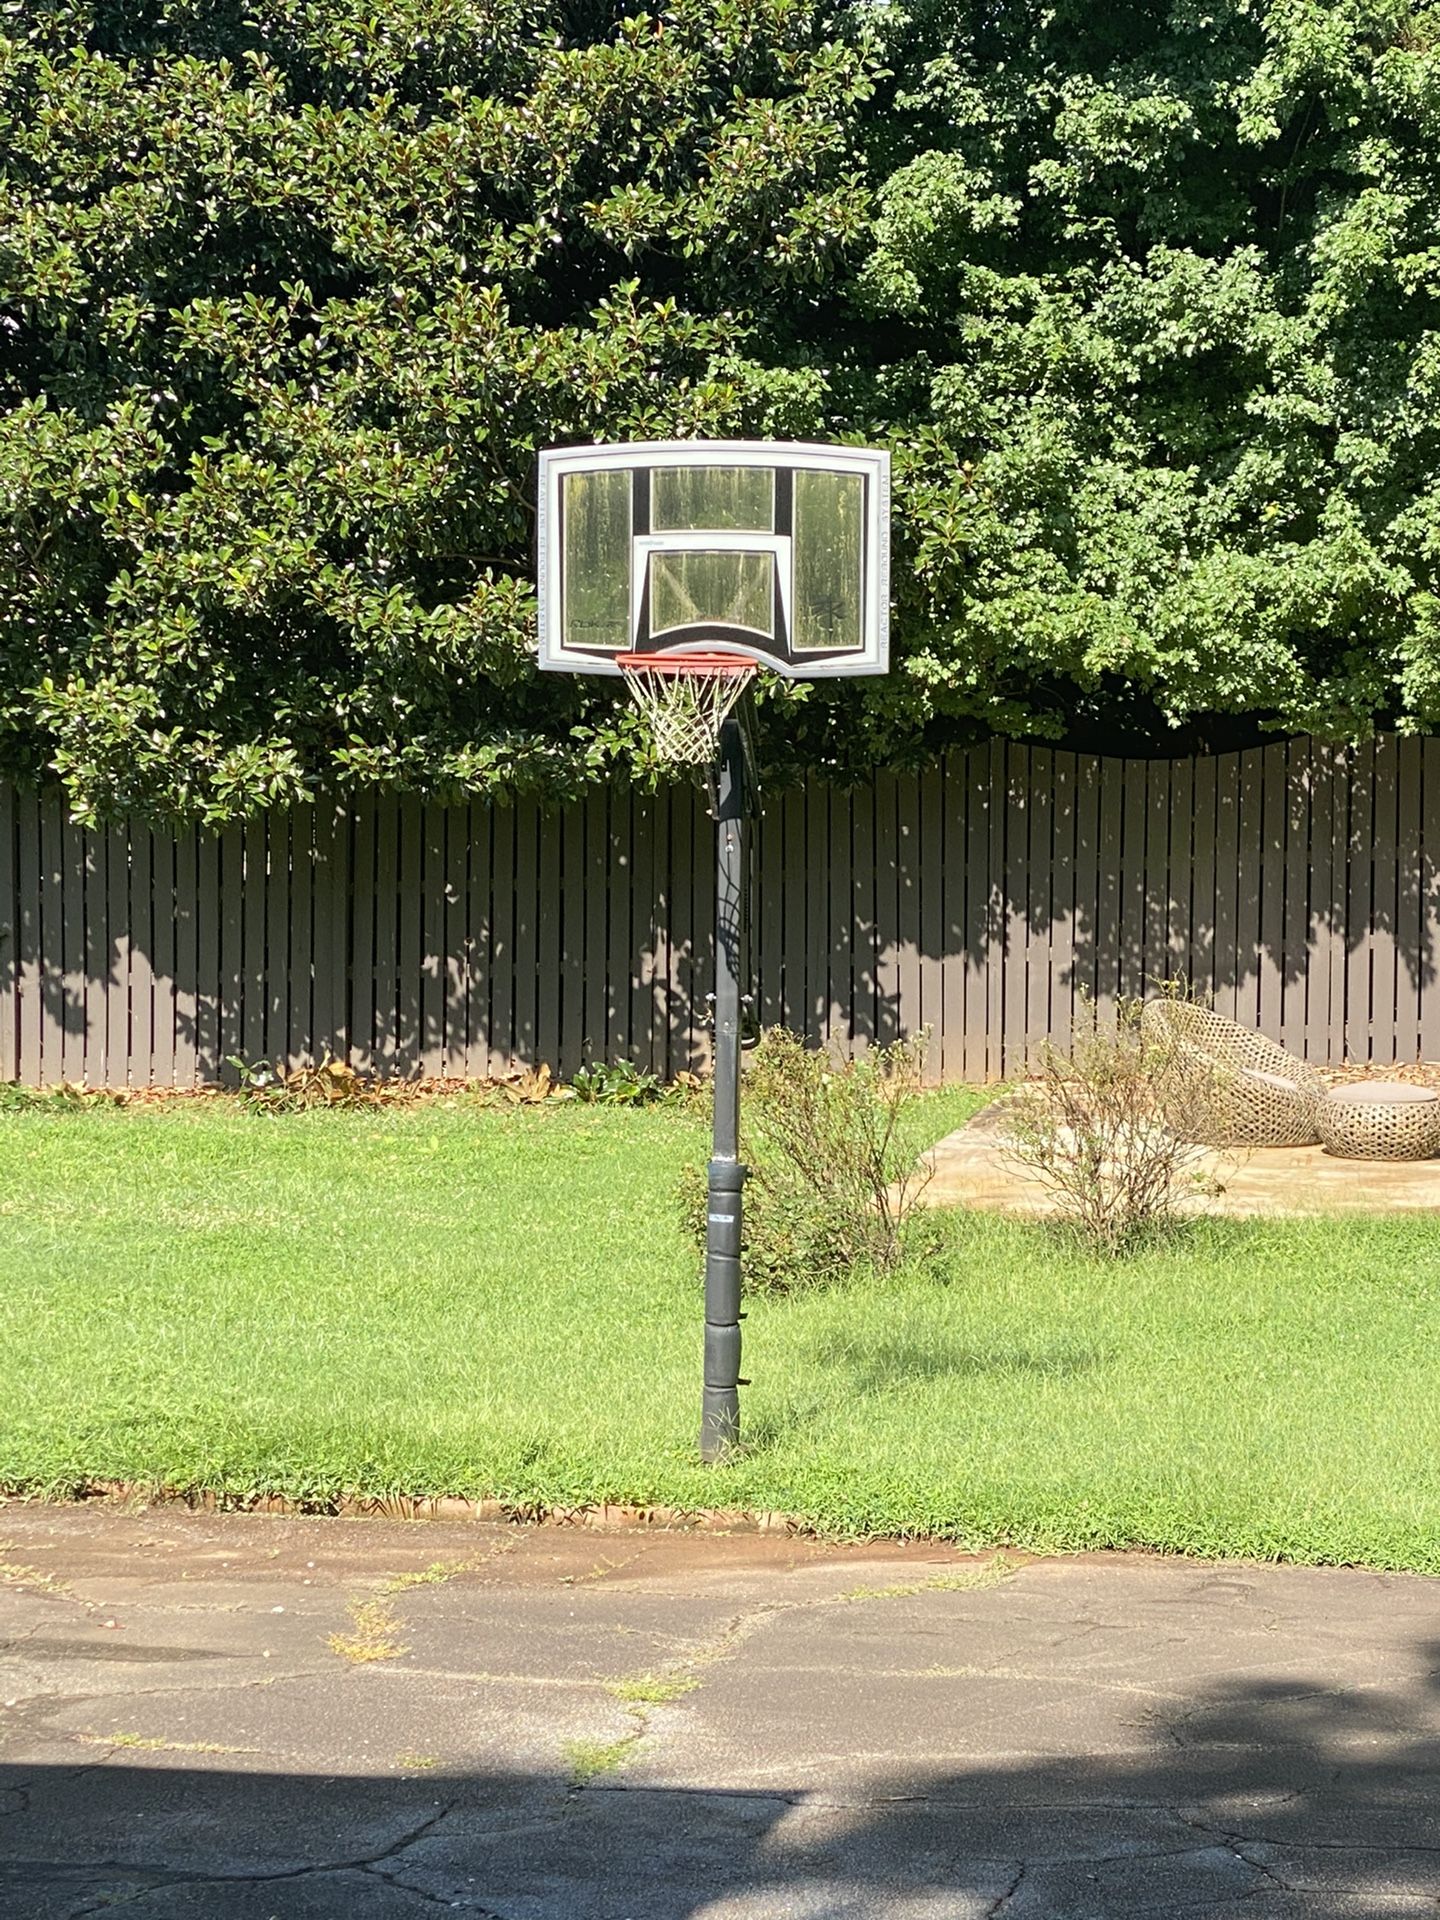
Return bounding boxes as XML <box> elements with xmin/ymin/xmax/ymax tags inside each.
<box><xmin>537</xmin><ymin>441</ymin><xmax>890</xmax><ymax>678</ymax></box>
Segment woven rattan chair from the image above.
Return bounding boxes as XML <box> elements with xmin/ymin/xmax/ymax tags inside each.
<box><xmin>1139</xmin><ymin>999</ymin><xmax>1325</xmax><ymax>1148</ymax></box>
<box><xmin>1318</xmin><ymin>1082</ymin><xmax>1440</xmax><ymax>1159</ymax></box>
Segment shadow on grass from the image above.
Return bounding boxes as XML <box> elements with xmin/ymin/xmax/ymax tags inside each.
<box><xmin>5</xmin><ymin>1650</ymin><xmax>1440</xmax><ymax>1914</ymax></box>
<box><xmin>809</xmin><ymin>1328</ymin><xmax>1108</xmax><ymax>1394</ymax></box>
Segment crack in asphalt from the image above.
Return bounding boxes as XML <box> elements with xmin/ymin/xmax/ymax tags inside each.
<box><xmin>984</xmin><ymin>1858</ymin><xmax>1027</xmax><ymax>1914</ymax></box>
<box><xmin>14</xmin><ymin>1803</ymin><xmax>462</xmax><ymax>1918</ymax></box>
<box><xmin>4</xmin><ymin>1791</ymin><xmax>1439</xmax><ymax>1914</ymax></box>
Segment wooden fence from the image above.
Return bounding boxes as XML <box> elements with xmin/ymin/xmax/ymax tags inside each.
<box><xmin>2</xmin><ymin>735</ymin><xmax>1439</xmax><ymax>1088</ymax></box>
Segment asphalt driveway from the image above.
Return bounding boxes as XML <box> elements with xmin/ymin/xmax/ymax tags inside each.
<box><xmin>1</xmin><ymin>1505</ymin><xmax>1437</xmax><ymax>1916</ymax></box>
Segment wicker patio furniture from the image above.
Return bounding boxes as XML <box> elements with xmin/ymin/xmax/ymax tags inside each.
<box><xmin>1139</xmin><ymin>999</ymin><xmax>1325</xmax><ymax>1147</ymax></box>
<box><xmin>1317</xmin><ymin>1082</ymin><xmax>1440</xmax><ymax>1160</ymax></box>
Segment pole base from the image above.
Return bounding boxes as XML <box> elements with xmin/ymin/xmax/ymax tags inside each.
<box><xmin>699</xmin><ymin>1388</ymin><xmax>740</xmax><ymax>1465</ymax></box>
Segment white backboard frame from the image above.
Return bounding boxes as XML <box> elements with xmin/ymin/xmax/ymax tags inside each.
<box><xmin>536</xmin><ymin>440</ymin><xmax>890</xmax><ymax>679</ymax></box>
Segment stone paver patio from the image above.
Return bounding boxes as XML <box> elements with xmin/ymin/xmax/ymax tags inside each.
<box><xmin>922</xmin><ymin>1095</ymin><xmax>1440</xmax><ymax>1217</ymax></box>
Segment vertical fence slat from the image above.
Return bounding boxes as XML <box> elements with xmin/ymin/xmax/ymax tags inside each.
<box><xmin>827</xmin><ymin>784</ymin><xmax>853</xmax><ymax>1054</ymax></box>
<box><xmin>1149</xmin><ymin>761</ymin><xmax>1174</xmax><ymax>990</ymax></box>
<box><xmin>1071</xmin><ymin>754</ymin><xmax>1100</xmax><ymax>1041</ymax></box>
<box><xmin>0</xmin><ymin>786</ymin><xmax>14</xmax><ymax>1082</ymax></box>
<box><xmin>268</xmin><ymin>806</ymin><xmax>293</xmax><ymax>1067</ymax></box>
<box><xmin>467</xmin><ymin>799</ymin><xmax>491</xmax><ymax>1078</ymax></box>
<box><xmin>759</xmin><ymin>789</ymin><xmax>784</xmax><ymax>1035</ymax></box>
<box><xmin>985</xmin><ymin>744</ymin><xmax>1007</xmax><ymax>1078</ymax></box>
<box><xmin>918</xmin><ymin>762</ymin><xmax>943</xmax><ymax>1081</ymax></box>
<box><xmin>886</xmin><ymin>767</ymin><xmax>916</xmax><ymax>1055</ymax></box>
<box><xmin>804</xmin><ymin>778</ymin><xmax>828</xmax><ymax>1049</ymax></box>
<box><xmin>1095</xmin><ymin>758</ymin><xmax>1123</xmax><ymax>1030</ymax></box>
<box><xmin>627</xmin><ymin>792</ymin><xmax>653</xmax><ymax>1070</ymax></box>
<box><xmin>605</xmin><ymin>789</ymin><xmax>630</xmax><ymax>1065</ymax></box>
<box><xmin>690</xmin><ymin>782</ymin><xmax>716</xmax><ymax>1075</ymax></box>
<box><xmin>1049</xmin><ymin>752</ymin><xmax>1075</xmax><ymax>1061</ymax></box>
<box><xmin>1328</xmin><ymin>747</ymin><xmax>1351</xmax><ymax>1065</ymax></box>
<box><xmin>153</xmin><ymin>827</ymin><xmax>178</xmax><ymax>1086</ymax></box>
<box><xmin>1347</xmin><ymin>741</ymin><xmax>1374</xmax><ymax>1062</ymax></box>
<box><xmin>1000</xmin><ymin>744</ymin><xmax>1028</xmax><ymax>1076</ymax></box>
<box><xmin>946</xmin><ymin>753</ymin><xmax>970</xmax><ymax>1080</ymax></box>
<box><xmin>557</xmin><ymin>801</ymin><xmax>584</xmax><ymax>1080</ymax></box>
<box><xmin>17</xmin><ymin>792</ymin><xmax>41</xmax><ymax>1085</ymax></box>
<box><xmin>372</xmin><ymin>798</ymin><xmax>400</xmax><ymax>1075</ymax></box>
<box><xmin>1396</xmin><ymin>735</ymin><xmax>1423</xmax><ymax>1061</ymax></box>
<box><xmin>173</xmin><ymin>825</ymin><xmax>198</xmax><ymax>1088</ymax></box>
<box><xmin>947</xmin><ymin>755</ymin><xmax>977</xmax><ymax>1083</ymax></box>
<box><xmin>443</xmin><ymin>804</ymin><xmax>469</xmax><ymax>1078</ymax></box>
<box><xmin>82</xmin><ymin>823</ymin><xmax>107</xmax><ymax>1085</ymax></box>
<box><xmin>218</xmin><ymin>826</ymin><xmax>243</xmax><ymax>1080</ymax></box>
<box><xmin>1212</xmin><ymin>754</ymin><xmax>1240</xmax><ymax>1022</ymax></box>
<box><xmin>1280</xmin><ymin>744</ymin><xmax>1308</xmax><ymax>1060</ymax></box>
<box><xmin>38</xmin><ymin>798</ymin><xmax>65</xmax><ymax>1090</ymax></box>
<box><xmin>538</xmin><ymin>806</ymin><xmax>563</xmax><ymax>1073</ymax></box>
<box><xmin>395</xmin><ymin>799</ymin><xmax>422</xmax><ymax>1076</ymax></box>
<box><xmin>1258</xmin><ymin>742</ymin><xmax>1286</xmax><ymax>1044</ymax></box>
<box><xmin>851</xmin><ymin>777</ymin><xmax>876</xmax><ymax>1057</ymax></box>
<box><xmin>1025</xmin><ymin>747</ymin><xmax>1052</xmax><ymax>1068</ymax></box>
<box><xmin>582</xmin><ymin>791</ymin><xmax>607</xmax><ymax>1069</ymax></box>
<box><xmin>513</xmin><ymin>798</ymin><xmax>540</xmax><ymax>1068</ymax></box>
<box><xmin>420</xmin><ymin>803</ymin><xmax>446</xmax><ymax>1078</ymax></box>
<box><xmin>1423</xmin><ymin>741</ymin><xmax>1440</xmax><ymax>1062</ymax></box>
<box><xmin>196</xmin><ymin>829</ymin><xmax>220</xmax><ymax>1082</ymax></box>
<box><xmin>1370</xmin><ymin>734</ymin><xmax>1399</xmax><ymax>1064</ymax></box>
<box><xmin>59</xmin><ymin>809</ymin><xmax>86</xmax><ymax>1083</ymax></box>
<box><xmin>1236</xmin><ymin>748</ymin><xmax>1264</xmax><ymax>1031</ymax></box>
<box><xmin>129</xmin><ymin>818</ymin><xmax>156</xmax><ymax>1086</ymax></box>
<box><xmin>240</xmin><ymin>818</ymin><xmax>265</xmax><ymax>1068</ymax></box>
<box><xmin>1120</xmin><ymin>758</ymin><xmax>1147</xmax><ymax>1005</ymax></box>
<box><xmin>1304</xmin><ymin>745</ymin><xmax>1334</xmax><ymax>1064</ymax></box>
<box><xmin>1167</xmin><ymin>758</ymin><xmax>1193</xmax><ymax>995</ymax></box>
<box><xmin>350</xmin><ymin>803</ymin><xmax>377</xmax><ymax>1076</ymax></box>
<box><xmin>286</xmin><ymin>805</ymin><xmax>313</xmax><ymax>1069</ymax></box>
<box><xmin>1190</xmin><ymin>755</ymin><xmax>1217</xmax><ymax>1009</ymax></box>
<box><xmin>310</xmin><ymin>804</ymin><xmax>339</xmax><ymax>1066</ymax></box>
<box><xmin>875</xmin><ymin>768</ymin><xmax>904</xmax><ymax>1049</ymax></box>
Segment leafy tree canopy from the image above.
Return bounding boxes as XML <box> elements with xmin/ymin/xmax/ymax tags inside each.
<box><xmin>864</xmin><ymin>0</ymin><xmax>1440</xmax><ymax>761</ymax></box>
<box><xmin>1</xmin><ymin>0</ymin><xmax>879</xmax><ymax>818</ymax></box>
<box><xmin>3</xmin><ymin>0</ymin><xmax>1440</xmax><ymax>819</ymax></box>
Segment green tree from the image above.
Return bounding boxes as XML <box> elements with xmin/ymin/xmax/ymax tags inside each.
<box><xmin>0</xmin><ymin>0</ymin><xmax>878</xmax><ymax>820</ymax></box>
<box><xmin>8</xmin><ymin>1</ymin><xmax>1440</xmax><ymax>820</ymax></box>
<box><xmin>851</xmin><ymin>0</ymin><xmax>1440</xmax><ymax>756</ymax></box>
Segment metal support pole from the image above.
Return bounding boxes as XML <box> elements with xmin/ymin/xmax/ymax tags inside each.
<box><xmin>701</xmin><ymin>717</ymin><xmax>747</xmax><ymax>1463</ymax></box>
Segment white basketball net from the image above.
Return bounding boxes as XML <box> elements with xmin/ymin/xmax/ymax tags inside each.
<box><xmin>618</xmin><ymin>655</ymin><xmax>757</xmax><ymax>769</ymax></box>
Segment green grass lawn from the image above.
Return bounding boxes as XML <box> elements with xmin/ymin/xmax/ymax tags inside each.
<box><xmin>3</xmin><ymin>1090</ymin><xmax>1440</xmax><ymax>1570</ymax></box>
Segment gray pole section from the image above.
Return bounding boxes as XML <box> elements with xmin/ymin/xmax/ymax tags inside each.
<box><xmin>701</xmin><ymin>717</ymin><xmax>746</xmax><ymax>1462</ymax></box>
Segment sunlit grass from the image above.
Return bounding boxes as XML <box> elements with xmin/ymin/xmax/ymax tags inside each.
<box><xmin>2</xmin><ymin>1091</ymin><xmax>1439</xmax><ymax>1569</ymax></box>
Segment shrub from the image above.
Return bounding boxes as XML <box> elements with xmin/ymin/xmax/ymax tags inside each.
<box><xmin>572</xmin><ymin>1061</ymin><xmax>664</xmax><ymax>1106</ymax></box>
<box><xmin>998</xmin><ymin>998</ymin><xmax>1218</xmax><ymax>1254</ymax></box>
<box><xmin>678</xmin><ymin>1027</ymin><xmax>934</xmax><ymax>1291</ymax></box>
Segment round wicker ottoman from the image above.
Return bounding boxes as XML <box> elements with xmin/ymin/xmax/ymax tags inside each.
<box><xmin>1317</xmin><ymin>1082</ymin><xmax>1440</xmax><ymax>1160</ymax></box>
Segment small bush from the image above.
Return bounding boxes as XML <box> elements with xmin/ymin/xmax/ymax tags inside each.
<box><xmin>572</xmin><ymin>1060</ymin><xmax>663</xmax><ymax>1105</ymax></box>
<box><xmin>678</xmin><ymin>1028</ymin><xmax>935</xmax><ymax>1291</ymax></box>
<box><xmin>999</xmin><ymin>998</ymin><xmax>1219</xmax><ymax>1253</ymax></box>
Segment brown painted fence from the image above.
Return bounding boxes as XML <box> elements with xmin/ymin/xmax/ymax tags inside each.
<box><xmin>2</xmin><ymin>735</ymin><xmax>1439</xmax><ymax>1088</ymax></box>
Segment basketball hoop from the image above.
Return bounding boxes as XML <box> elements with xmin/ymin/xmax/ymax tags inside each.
<box><xmin>536</xmin><ymin>439</ymin><xmax>891</xmax><ymax>1465</ymax></box>
<box><xmin>616</xmin><ymin>652</ymin><xmax>758</xmax><ymax>770</ymax></box>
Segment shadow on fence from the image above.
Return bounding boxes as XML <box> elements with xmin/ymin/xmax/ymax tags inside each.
<box><xmin>2</xmin><ymin>735</ymin><xmax>1438</xmax><ymax>1088</ymax></box>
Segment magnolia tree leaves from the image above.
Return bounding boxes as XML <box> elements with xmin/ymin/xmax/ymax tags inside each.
<box><xmin>3</xmin><ymin>0</ymin><xmax>1440</xmax><ymax>820</ymax></box>
<box><xmin>0</xmin><ymin>0</ymin><xmax>879</xmax><ymax>820</ymax></box>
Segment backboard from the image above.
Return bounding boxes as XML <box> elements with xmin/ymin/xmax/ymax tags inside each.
<box><xmin>537</xmin><ymin>440</ymin><xmax>890</xmax><ymax>679</ymax></box>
